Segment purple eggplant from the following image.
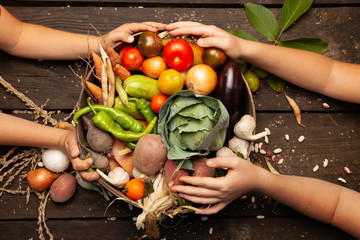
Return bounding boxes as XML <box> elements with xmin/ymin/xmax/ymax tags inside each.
<box><xmin>214</xmin><ymin>60</ymin><xmax>245</xmax><ymax>140</ymax></box>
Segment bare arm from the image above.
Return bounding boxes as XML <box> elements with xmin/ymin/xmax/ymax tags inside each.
<box><xmin>0</xmin><ymin>6</ymin><xmax>165</xmax><ymax>60</ymax></box>
<box><xmin>166</xmin><ymin>22</ymin><xmax>360</xmax><ymax>103</ymax></box>
<box><xmin>172</xmin><ymin>157</ymin><xmax>360</xmax><ymax>238</ymax></box>
<box><xmin>0</xmin><ymin>113</ymin><xmax>98</xmax><ymax>180</ymax></box>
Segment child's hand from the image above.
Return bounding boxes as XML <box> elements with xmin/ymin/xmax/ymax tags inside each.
<box><xmin>103</xmin><ymin>22</ymin><xmax>166</xmax><ymax>48</ymax></box>
<box><xmin>60</xmin><ymin>130</ymin><xmax>99</xmax><ymax>182</ymax></box>
<box><xmin>171</xmin><ymin>157</ymin><xmax>268</xmax><ymax>215</ymax></box>
<box><xmin>165</xmin><ymin>21</ymin><xmax>243</xmax><ymax>60</ymax></box>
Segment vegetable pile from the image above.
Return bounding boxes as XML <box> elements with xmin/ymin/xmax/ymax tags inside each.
<box><xmin>69</xmin><ymin>30</ymin><xmax>262</xmax><ymax>238</ymax></box>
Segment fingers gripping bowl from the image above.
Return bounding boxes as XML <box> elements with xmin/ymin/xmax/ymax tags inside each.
<box><xmin>74</xmin><ymin>31</ymin><xmax>256</xmax><ymax>238</ymax></box>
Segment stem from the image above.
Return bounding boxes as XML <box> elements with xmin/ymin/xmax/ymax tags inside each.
<box><xmin>87</xmin><ymin>97</ymin><xmax>97</xmax><ymax>114</ymax></box>
<box><xmin>274</xmin><ymin>28</ymin><xmax>284</xmax><ymax>45</ymax></box>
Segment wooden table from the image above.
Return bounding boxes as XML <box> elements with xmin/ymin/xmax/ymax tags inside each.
<box><xmin>0</xmin><ymin>1</ymin><xmax>359</xmax><ymax>239</ymax></box>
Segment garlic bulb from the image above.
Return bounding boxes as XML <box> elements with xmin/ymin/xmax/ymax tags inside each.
<box><xmin>234</xmin><ymin>114</ymin><xmax>269</xmax><ymax>141</ymax></box>
<box><xmin>97</xmin><ymin>167</ymin><xmax>129</xmax><ymax>188</ymax></box>
<box><xmin>216</xmin><ymin>147</ymin><xmax>237</xmax><ymax>157</ymax></box>
<box><xmin>132</xmin><ymin>167</ymin><xmax>149</xmax><ymax>181</ymax></box>
<box><xmin>228</xmin><ymin>136</ymin><xmax>249</xmax><ymax>157</ymax></box>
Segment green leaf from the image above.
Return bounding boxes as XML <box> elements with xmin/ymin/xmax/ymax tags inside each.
<box><xmin>281</xmin><ymin>0</ymin><xmax>313</xmax><ymax>32</ymax></box>
<box><xmin>277</xmin><ymin>38</ymin><xmax>328</xmax><ymax>54</ymax></box>
<box><xmin>229</xmin><ymin>30</ymin><xmax>258</xmax><ymax>42</ymax></box>
<box><xmin>245</xmin><ymin>3</ymin><xmax>279</xmax><ymax>42</ymax></box>
<box><xmin>178</xmin><ymin>103</ymin><xmax>214</xmax><ymax>120</ymax></box>
<box><xmin>178</xmin><ymin>117</ymin><xmax>214</xmax><ymax>133</ymax></box>
<box><xmin>267</xmin><ymin>75</ymin><xmax>286</xmax><ymax>93</ymax></box>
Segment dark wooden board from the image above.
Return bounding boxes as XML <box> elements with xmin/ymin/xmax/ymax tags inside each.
<box><xmin>0</xmin><ymin>216</ymin><xmax>355</xmax><ymax>240</ymax></box>
<box><xmin>2</xmin><ymin>0</ymin><xmax>360</xmax><ymax>6</ymax></box>
<box><xmin>1</xmin><ymin>6</ymin><xmax>360</xmax><ymax>111</ymax></box>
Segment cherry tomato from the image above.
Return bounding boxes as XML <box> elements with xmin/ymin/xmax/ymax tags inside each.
<box><xmin>121</xmin><ymin>47</ymin><xmax>144</xmax><ymax>71</ymax></box>
<box><xmin>189</xmin><ymin>42</ymin><xmax>204</xmax><ymax>66</ymax></box>
<box><xmin>124</xmin><ymin>179</ymin><xmax>144</xmax><ymax>200</ymax></box>
<box><xmin>202</xmin><ymin>47</ymin><xmax>227</xmax><ymax>69</ymax></box>
<box><xmin>140</xmin><ymin>56</ymin><xmax>167</xmax><ymax>78</ymax></box>
<box><xmin>185</xmin><ymin>64</ymin><xmax>217</xmax><ymax>96</ymax></box>
<box><xmin>162</xmin><ymin>39</ymin><xmax>194</xmax><ymax>72</ymax></box>
<box><xmin>138</xmin><ymin>31</ymin><xmax>163</xmax><ymax>57</ymax></box>
<box><xmin>150</xmin><ymin>94</ymin><xmax>168</xmax><ymax>114</ymax></box>
<box><xmin>158</xmin><ymin>69</ymin><xmax>184</xmax><ymax>95</ymax></box>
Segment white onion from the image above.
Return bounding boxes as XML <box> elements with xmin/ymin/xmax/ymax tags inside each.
<box><xmin>42</xmin><ymin>149</ymin><xmax>70</xmax><ymax>173</ymax></box>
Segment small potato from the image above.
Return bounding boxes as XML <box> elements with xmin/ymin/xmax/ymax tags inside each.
<box><xmin>50</xmin><ymin>173</ymin><xmax>77</xmax><ymax>203</ymax></box>
<box><xmin>163</xmin><ymin>160</ymin><xmax>189</xmax><ymax>186</ymax></box>
<box><xmin>191</xmin><ymin>157</ymin><xmax>214</xmax><ymax>177</ymax></box>
<box><xmin>133</xmin><ymin>134</ymin><xmax>167</xmax><ymax>176</ymax></box>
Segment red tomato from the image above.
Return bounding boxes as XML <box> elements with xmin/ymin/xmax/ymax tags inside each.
<box><xmin>124</xmin><ymin>179</ymin><xmax>145</xmax><ymax>200</ymax></box>
<box><xmin>119</xmin><ymin>45</ymin><xmax>134</xmax><ymax>61</ymax></box>
<box><xmin>121</xmin><ymin>47</ymin><xmax>144</xmax><ymax>71</ymax></box>
<box><xmin>150</xmin><ymin>94</ymin><xmax>168</xmax><ymax>114</ymax></box>
<box><xmin>162</xmin><ymin>39</ymin><xmax>194</xmax><ymax>72</ymax></box>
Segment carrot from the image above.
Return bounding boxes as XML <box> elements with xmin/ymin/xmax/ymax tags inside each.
<box><xmin>91</xmin><ymin>50</ymin><xmax>103</xmax><ymax>83</ymax></box>
<box><xmin>114</xmin><ymin>64</ymin><xmax>131</xmax><ymax>81</ymax></box>
<box><xmin>111</xmin><ymin>138</ymin><xmax>134</xmax><ymax>177</ymax></box>
<box><xmin>85</xmin><ymin>81</ymin><xmax>103</xmax><ymax>105</ymax></box>
<box><xmin>106</xmin><ymin>45</ymin><xmax>121</xmax><ymax>70</ymax></box>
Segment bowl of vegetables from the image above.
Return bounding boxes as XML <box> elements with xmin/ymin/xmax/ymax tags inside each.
<box><xmin>74</xmin><ymin>31</ymin><xmax>256</xmax><ymax>239</ymax></box>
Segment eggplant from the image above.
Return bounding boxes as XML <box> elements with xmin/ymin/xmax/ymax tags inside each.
<box><xmin>214</xmin><ymin>60</ymin><xmax>244</xmax><ymax>141</ymax></box>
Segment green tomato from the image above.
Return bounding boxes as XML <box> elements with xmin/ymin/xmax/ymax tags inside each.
<box><xmin>244</xmin><ymin>71</ymin><xmax>260</xmax><ymax>92</ymax></box>
<box><xmin>253</xmin><ymin>66</ymin><xmax>269</xmax><ymax>79</ymax></box>
<box><xmin>234</xmin><ymin>59</ymin><xmax>248</xmax><ymax>73</ymax></box>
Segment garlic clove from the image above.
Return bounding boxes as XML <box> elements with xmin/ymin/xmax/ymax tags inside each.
<box><xmin>216</xmin><ymin>147</ymin><xmax>237</xmax><ymax>157</ymax></box>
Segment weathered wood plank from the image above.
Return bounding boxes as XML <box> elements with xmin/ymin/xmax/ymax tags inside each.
<box><xmin>0</xmin><ymin>216</ymin><xmax>355</xmax><ymax>240</ymax></box>
<box><xmin>0</xmin><ymin>6</ymin><xmax>359</xmax><ymax>111</ymax></box>
<box><xmin>2</xmin><ymin>0</ymin><xmax>360</xmax><ymax>6</ymax></box>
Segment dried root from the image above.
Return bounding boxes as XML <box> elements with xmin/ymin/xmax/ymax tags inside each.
<box><xmin>285</xmin><ymin>93</ymin><xmax>305</xmax><ymax>127</ymax></box>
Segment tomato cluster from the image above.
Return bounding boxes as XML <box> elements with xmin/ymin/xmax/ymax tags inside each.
<box><xmin>120</xmin><ymin>31</ymin><xmax>228</xmax><ymax>113</ymax></box>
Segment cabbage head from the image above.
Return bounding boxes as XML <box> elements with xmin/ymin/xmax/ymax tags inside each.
<box><xmin>158</xmin><ymin>90</ymin><xmax>229</xmax><ymax>161</ymax></box>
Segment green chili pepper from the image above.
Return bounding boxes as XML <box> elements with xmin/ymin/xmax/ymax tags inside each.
<box><xmin>92</xmin><ymin>111</ymin><xmax>157</xmax><ymax>142</ymax></box>
<box><xmin>129</xmin><ymin>97</ymin><xmax>157</xmax><ymax>133</ymax></box>
<box><xmin>73</xmin><ymin>99</ymin><xmax>145</xmax><ymax>133</ymax></box>
<box><xmin>113</xmin><ymin>97</ymin><xmax>144</xmax><ymax>120</ymax></box>
<box><xmin>124</xmin><ymin>141</ymin><xmax>136</xmax><ymax>150</ymax></box>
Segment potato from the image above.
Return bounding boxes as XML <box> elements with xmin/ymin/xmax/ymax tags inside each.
<box><xmin>112</xmin><ymin>138</ymin><xmax>134</xmax><ymax>177</ymax></box>
<box><xmin>50</xmin><ymin>173</ymin><xmax>77</xmax><ymax>203</ymax></box>
<box><xmin>132</xmin><ymin>134</ymin><xmax>167</xmax><ymax>176</ymax></box>
<box><xmin>163</xmin><ymin>160</ymin><xmax>189</xmax><ymax>186</ymax></box>
<box><xmin>191</xmin><ymin>157</ymin><xmax>214</xmax><ymax>177</ymax></box>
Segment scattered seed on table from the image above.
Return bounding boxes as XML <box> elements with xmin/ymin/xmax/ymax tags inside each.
<box><xmin>260</xmin><ymin>149</ymin><xmax>266</xmax><ymax>155</ymax></box>
<box><xmin>344</xmin><ymin>167</ymin><xmax>351</xmax><ymax>174</ymax></box>
<box><xmin>267</xmin><ymin>151</ymin><xmax>272</xmax><ymax>157</ymax></box>
<box><xmin>108</xmin><ymin>216</ymin><xmax>117</xmax><ymax>221</ymax></box>
<box><xmin>259</xmin><ymin>142</ymin><xmax>264</xmax><ymax>149</ymax></box>
<box><xmin>240</xmin><ymin>195</ymin><xmax>248</xmax><ymax>201</ymax></box>
<box><xmin>338</xmin><ymin>177</ymin><xmax>347</xmax><ymax>184</ymax></box>
<box><xmin>277</xmin><ymin>158</ymin><xmax>284</xmax><ymax>165</ymax></box>
<box><xmin>257</xmin><ymin>215</ymin><xmax>265</xmax><ymax>219</ymax></box>
<box><xmin>201</xmin><ymin>216</ymin><xmax>208</xmax><ymax>221</ymax></box>
<box><xmin>298</xmin><ymin>135</ymin><xmax>305</xmax><ymax>143</ymax></box>
<box><xmin>251</xmin><ymin>196</ymin><xmax>256</xmax><ymax>203</ymax></box>
<box><xmin>323</xmin><ymin>159</ymin><xmax>329</xmax><ymax>168</ymax></box>
<box><xmin>323</xmin><ymin>103</ymin><xmax>330</xmax><ymax>109</ymax></box>
<box><xmin>273</xmin><ymin>148</ymin><xmax>282</xmax><ymax>154</ymax></box>
<box><xmin>264</xmin><ymin>135</ymin><xmax>269</xmax><ymax>144</ymax></box>
<box><xmin>313</xmin><ymin>165</ymin><xmax>319</xmax><ymax>172</ymax></box>
<box><xmin>272</xmin><ymin>155</ymin><xmax>277</xmax><ymax>162</ymax></box>
<box><xmin>284</xmin><ymin>134</ymin><xmax>290</xmax><ymax>141</ymax></box>
<box><xmin>209</xmin><ymin>227</ymin><xmax>214</xmax><ymax>234</ymax></box>
<box><xmin>251</xmin><ymin>145</ymin><xmax>255</xmax><ymax>152</ymax></box>
<box><xmin>254</xmin><ymin>143</ymin><xmax>259</xmax><ymax>153</ymax></box>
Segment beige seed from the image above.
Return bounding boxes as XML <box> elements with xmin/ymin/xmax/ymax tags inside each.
<box><xmin>273</xmin><ymin>148</ymin><xmax>282</xmax><ymax>154</ymax></box>
<box><xmin>298</xmin><ymin>135</ymin><xmax>305</xmax><ymax>143</ymax></box>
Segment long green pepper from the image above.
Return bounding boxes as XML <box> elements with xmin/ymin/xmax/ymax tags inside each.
<box><xmin>73</xmin><ymin>99</ymin><xmax>145</xmax><ymax>133</ymax></box>
<box><xmin>130</xmin><ymin>97</ymin><xmax>157</xmax><ymax>133</ymax></box>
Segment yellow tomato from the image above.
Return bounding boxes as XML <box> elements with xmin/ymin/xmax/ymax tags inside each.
<box><xmin>189</xmin><ymin>42</ymin><xmax>204</xmax><ymax>66</ymax></box>
<box><xmin>140</xmin><ymin>56</ymin><xmax>167</xmax><ymax>78</ymax></box>
<box><xmin>158</xmin><ymin>69</ymin><xmax>184</xmax><ymax>95</ymax></box>
<box><xmin>185</xmin><ymin>64</ymin><xmax>217</xmax><ymax>96</ymax></box>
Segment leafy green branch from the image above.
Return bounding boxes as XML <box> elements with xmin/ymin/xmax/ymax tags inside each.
<box><xmin>230</xmin><ymin>0</ymin><xmax>328</xmax><ymax>93</ymax></box>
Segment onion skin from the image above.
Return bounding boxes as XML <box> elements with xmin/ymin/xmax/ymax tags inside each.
<box><xmin>214</xmin><ymin>60</ymin><xmax>244</xmax><ymax>140</ymax></box>
<box><xmin>26</xmin><ymin>168</ymin><xmax>61</xmax><ymax>191</ymax></box>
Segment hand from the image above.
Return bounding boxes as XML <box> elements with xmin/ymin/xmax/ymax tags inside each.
<box><xmin>171</xmin><ymin>156</ymin><xmax>266</xmax><ymax>214</ymax></box>
<box><xmin>60</xmin><ymin>130</ymin><xmax>99</xmax><ymax>181</ymax></box>
<box><xmin>165</xmin><ymin>21</ymin><xmax>243</xmax><ymax>60</ymax></box>
<box><xmin>103</xmin><ymin>22</ymin><xmax>166</xmax><ymax>48</ymax></box>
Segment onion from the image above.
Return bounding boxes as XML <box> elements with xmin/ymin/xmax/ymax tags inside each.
<box><xmin>26</xmin><ymin>168</ymin><xmax>61</xmax><ymax>191</ymax></box>
<box><xmin>42</xmin><ymin>149</ymin><xmax>70</xmax><ymax>173</ymax></box>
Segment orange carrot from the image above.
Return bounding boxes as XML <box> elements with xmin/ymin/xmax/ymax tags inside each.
<box><xmin>114</xmin><ymin>64</ymin><xmax>131</xmax><ymax>81</ymax></box>
<box><xmin>91</xmin><ymin>50</ymin><xmax>103</xmax><ymax>83</ymax></box>
<box><xmin>107</xmin><ymin>45</ymin><xmax>121</xmax><ymax>70</ymax></box>
<box><xmin>86</xmin><ymin>81</ymin><xmax>103</xmax><ymax>105</ymax></box>
<box><xmin>112</xmin><ymin>138</ymin><xmax>134</xmax><ymax>177</ymax></box>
